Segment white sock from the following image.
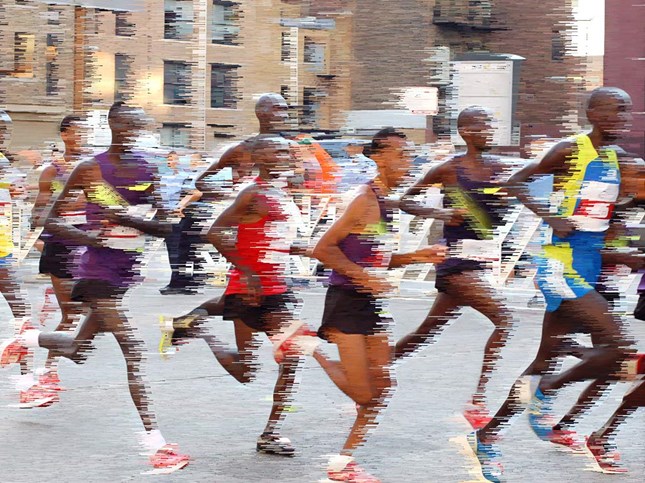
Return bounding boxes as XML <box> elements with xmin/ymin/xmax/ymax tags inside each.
<box><xmin>517</xmin><ymin>375</ymin><xmax>541</xmax><ymax>405</ymax></box>
<box><xmin>328</xmin><ymin>454</ymin><xmax>354</xmax><ymax>472</ymax></box>
<box><xmin>20</xmin><ymin>330</ymin><xmax>41</xmax><ymax>349</ymax></box>
<box><xmin>14</xmin><ymin>373</ymin><xmax>36</xmax><ymax>391</ymax></box>
<box><xmin>140</xmin><ymin>429</ymin><xmax>167</xmax><ymax>454</ymax></box>
<box><xmin>294</xmin><ymin>335</ymin><xmax>321</xmax><ymax>356</ymax></box>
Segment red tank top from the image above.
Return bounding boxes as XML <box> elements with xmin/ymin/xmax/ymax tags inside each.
<box><xmin>225</xmin><ymin>179</ymin><xmax>294</xmax><ymax>296</ymax></box>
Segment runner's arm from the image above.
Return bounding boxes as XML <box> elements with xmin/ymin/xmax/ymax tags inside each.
<box><xmin>30</xmin><ymin>164</ymin><xmax>57</xmax><ymax>228</ymax></box>
<box><xmin>399</xmin><ymin>161</ymin><xmax>464</xmax><ymax>223</ymax></box>
<box><xmin>107</xmin><ymin>181</ymin><xmax>172</xmax><ymax>238</ymax></box>
<box><xmin>504</xmin><ymin>140</ymin><xmax>572</xmax><ymax>218</ymax></box>
<box><xmin>44</xmin><ymin>161</ymin><xmax>103</xmax><ymax>247</ymax></box>
<box><xmin>194</xmin><ymin>142</ymin><xmax>247</xmax><ymax>193</ymax></box>
<box><xmin>389</xmin><ymin>244</ymin><xmax>448</xmax><ymax>268</ymax></box>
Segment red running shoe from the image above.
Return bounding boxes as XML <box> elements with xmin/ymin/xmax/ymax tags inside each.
<box><xmin>147</xmin><ymin>444</ymin><xmax>190</xmax><ymax>475</ymax></box>
<box><xmin>463</xmin><ymin>404</ymin><xmax>492</xmax><ymax>430</ymax></box>
<box><xmin>585</xmin><ymin>438</ymin><xmax>628</xmax><ymax>474</ymax></box>
<box><xmin>548</xmin><ymin>429</ymin><xmax>585</xmax><ymax>453</ymax></box>
<box><xmin>19</xmin><ymin>384</ymin><xmax>59</xmax><ymax>409</ymax></box>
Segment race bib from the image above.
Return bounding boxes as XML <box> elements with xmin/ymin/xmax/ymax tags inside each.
<box><xmin>452</xmin><ymin>239</ymin><xmax>500</xmax><ymax>262</ymax></box>
<box><xmin>101</xmin><ymin>204</ymin><xmax>156</xmax><ymax>252</ymax></box>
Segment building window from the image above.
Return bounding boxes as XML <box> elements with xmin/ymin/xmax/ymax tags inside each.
<box><xmin>301</xmin><ymin>87</ymin><xmax>319</xmax><ymax>126</ymax></box>
<box><xmin>115</xmin><ymin>54</ymin><xmax>133</xmax><ymax>102</ymax></box>
<box><xmin>13</xmin><ymin>32</ymin><xmax>35</xmax><ymax>77</ymax></box>
<box><xmin>552</xmin><ymin>29</ymin><xmax>565</xmax><ymax>62</ymax></box>
<box><xmin>211</xmin><ymin>1</ymin><xmax>240</xmax><ymax>45</ymax></box>
<box><xmin>161</xmin><ymin>123</ymin><xmax>190</xmax><ymax>148</ymax></box>
<box><xmin>164</xmin><ymin>0</ymin><xmax>194</xmax><ymax>41</ymax></box>
<box><xmin>115</xmin><ymin>12</ymin><xmax>135</xmax><ymax>37</ymax></box>
<box><xmin>303</xmin><ymin>37</ymin><xmax>325</xmax><ymax>73</ymax></box>
<box><xmin>46</xmin><ymin>34</ymin><xmax>61</xmax><ymax>96</ymax></box>
<box><xmin>280</xmin><ymin>85</ymin><xmax>290</xmax><ymax>103</ymax></box>
<box><xmin>281</xmin><ymin>31</ymin><xmax>292</xmax><ymax>62</ymax></box>
<box><xmin>164</xmin><ymin>61</ymin><xmax>191</xmax><ymax>105</ymax></box>
<box><xmin>211</xmin><ymin>64</ymin><xmax>239</xmax><ymax>109</ymax></box>
<box><xmin>47</xmin><ymin>6</ymin><xmax>62</xmax><ymax>25</ymax></box>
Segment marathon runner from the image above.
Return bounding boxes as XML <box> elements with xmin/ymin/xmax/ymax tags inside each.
<box><xmin>469</xmin><ymin>87</ymin><xmax>636</xmax><ymax>482</ymax></box>
<box><xmin>0</xmin><ymin>102</ymin><xmax>190</xmax><ymax>474</ymax></box>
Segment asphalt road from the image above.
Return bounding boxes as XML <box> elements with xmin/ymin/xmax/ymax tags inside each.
<box><xmin>0</xmin><ymin>255</ymin><xmax>643</xmax><ymax>482</ymax></box>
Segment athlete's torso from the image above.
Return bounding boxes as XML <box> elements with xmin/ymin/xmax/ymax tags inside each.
<box><xmin>78</xmin><ymin>152</ymin><xmax>155</xmax><ymax>285</ymax></box>
<box><xmin>443</xmin><ymin>156</ymin><xmax>506</xmax><ymax>245</ymax></box>
<box><xmin>225</xmin><ymin>178</ymin><xmax>298</xmax><ymax>296</ymax></box>
<box><xmin>545</xmin><ymin>134</ymin><xmax>621</xmax><ymax>251</ymax></box>
<box><xmin>330</xmin><ymin>182</ymin><xmax>394</xmax><ymax>289</ymax></box>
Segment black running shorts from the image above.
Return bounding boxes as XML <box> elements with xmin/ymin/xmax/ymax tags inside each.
<box><xmin>434</xmin><ymin>258</ymin><xmax>483</xmax><ymax>293</ymax></box>
<box><xmin>222</xmin><ymin>291</ymin><xmax>297</xmax><ymax>332</ymax></box>
<box><xmin>39</xmin><ymin>241</ymin><xmax>75</xmax><ymax>279</ymax></box>
<box><xmin>71</xmin><ymin>279</ymin><xmax>128</xmax><ymax>302</ymax></box>
<box><xmin>317</xmin><ymin>285</ymin><xmax>388</xmax><ymax>340</ymax></box>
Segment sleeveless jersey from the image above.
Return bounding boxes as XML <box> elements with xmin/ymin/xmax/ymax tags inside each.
<box><xmin>225</xmin><ymin>178</ymin><xmax>297</xmax><ymax>296</ymax></box>
<box><xmin>77</xmin><ymin>152</ymin><xmax>155</xmax><ymax>286</ymax></box>
<box><xmin>0</xmin><ymin>152</ymin><xmax>13</xmax><ymax>257</ymax></box>
<box><xmin>329</xmin><ymin>182</ymin><xmax>394</xmax><ymax>289</ymax></box>
<box><xmin>545</xmin><ymin>134</ymin><xmax>621</xmax><ymax>250</ymax></box>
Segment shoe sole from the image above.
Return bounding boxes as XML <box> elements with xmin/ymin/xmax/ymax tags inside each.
<box><xmin>450</xmin><ymin>435</ymin><xmax>502</xmax><ymax>483</ymax></box>
<box><xmin>142</xmin><ymin>460</ymin><xmax>189</xmax><ymax>475</ymax></box>
<box><xmin>10</xmin><ymin>396</ymin><xmax>58</xmax><ymax>409</ymax></box>
<box><xmin>256</xmin><ymin>445</ymin><xmax>295</xmax><ymax>457</ymax></box>
<box><xmin>582</xmin><ymin>445</ymin><xmax>629</xmax><ymax>475</ymax></box>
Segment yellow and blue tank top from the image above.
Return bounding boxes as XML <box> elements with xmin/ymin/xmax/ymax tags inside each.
<box><xmin>546</xmin><ymin>134</ymin><xmax>621</xmax><ymax>250</ymax></box>
<box><xmin>0</xmin><ymin>152</ymin><xmax>13</xmax><ymax>257</ymax></box>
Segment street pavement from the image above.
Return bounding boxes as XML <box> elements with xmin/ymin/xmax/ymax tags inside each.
<box><xmin>1</xmin><ymin>255</ymin><xmax>644</xmax><ymax>482</ymax></box>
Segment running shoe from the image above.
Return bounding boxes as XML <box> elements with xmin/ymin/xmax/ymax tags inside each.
<box><xmin>463</xmin><ymin>404</ymin><xmax>492</xmax><ymax>430</ymax></box>
<box><xmin>548</xmin><ymin>429</ymin><xmax>585</xmax><ymax>453</ymax></box>
<box><xmin>18</xmin><ymin>383</ymin><xmax>59</xmax><ymax>409</ymax></box>
<box><xmin>158</xmin><ymin>316</ymin><xmax>176</xmax><ymax>358</ymax></box>
<box><xmin>273</xmin><ymin>322</ymin><xmax>319</xmax><ymax>364</ymax></box>
<box><xmin>256</xmin><ymin>432</ymin><xmax>295</xmax><ymax>457</ymax></box>
<box><xmin>147</xmin><ymin>444</ymin><xmax>190</xmax><ymax>475</ymax></box>
<box><xmin>527</xmin><ymin>387</ymin><xmax>556</xmax><ymax>441</ymax></box>
<box><xmin>327</xmin><ymin>455</ymin><xmax>381</xmax><ymax>483</ymax></box>
<box><xmin>466</xmin><ymin>432</ymin><xmax>503</xmax><ymax>483</ymax></box>
<box><xmin>0</xmin><ymin>319</ymin><xmax>34</xmax><ymax>367</ymax></box>
<box><xmin>584</xmin><ymin>438</ymin><xmax>628</xmax><ymax>474</ymax></box>
<box><xmin>38</xmin><ymin>369</ymin><xmax>64</xmax><ymax>391</ymax></box>
<box><xmin>0</xmin><ymin>338</ymin><xmax>29</xmax><ymax>367</ymax></box>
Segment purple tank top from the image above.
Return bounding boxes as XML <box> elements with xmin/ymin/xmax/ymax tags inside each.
<box><xmin>77</xmin><ymin>152</ymin><xmax>154</xmax><ymax>286</ymax></box>
<box><xmin>329</xmin><ymin>182</ymin><xmax>392</xmax><ymax>289</ymax></box>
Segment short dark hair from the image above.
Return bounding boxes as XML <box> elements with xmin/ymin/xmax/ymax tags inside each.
<box><xmin>60</xmin><ymin>114</ymin><xmax>83</xmax><ymax>133</ymax></box>
<box><xmin>368</xmin><ymin>127</ymin><xmax>407</xmax><ymax>156</ymax></box>
<box><xmin>167</xmin><ymin>150</ymin><xmax>178</xmax><ymax>157</ymax></box>
<box><xmin>108</xmin><ymin>101</ymin><xmax>127</xmax><ymax>121</ymax></box>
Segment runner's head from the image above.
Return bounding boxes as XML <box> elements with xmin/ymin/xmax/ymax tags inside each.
<box><xmin>166</xmin><ymin>150</ymin><xmax>179</xmax><ymax>170</ymax></box>
<box><xmin>0</xmin><ymin>110</ymin><xmax>13</xmax><ymax>150</ymax></box>
<box><xmin>369</xmin><ymin>127</ymin><xmax>412</xmax><ymax>187</ymax></box>
<box><xmin>108</xmin><ymin>101</ymin><xmax>146</xmax><ymax>146</ymax></box>
<box><xmin>59</xmin><ymin>114</ymin><xmax>84</xmax><ymax>154</ymax></box>
<box><xmin>255</xmin><ymin>94</ymin><xmax>289</xmax><ymax>134</ymax></box>
<box><xmin>587</xmin><ymin>87</ymin><xmax>632</xmax><ymax>141</ymax></box>
<box><xmin>457</xmin><ymin>106</ymin><xmax>494</xmax><ymax>151</ymax></box>
<box><xmin>254</xmin><ymin>136</ymin><xmax>293</xmax><ymax>180</ymax></box>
